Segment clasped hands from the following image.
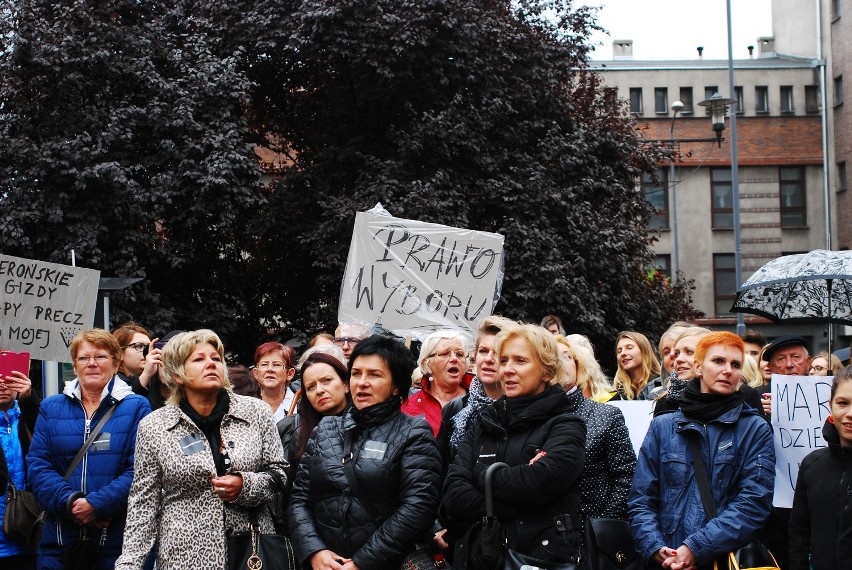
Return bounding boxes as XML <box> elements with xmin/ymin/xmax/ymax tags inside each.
<box><xmin>71</xmin><ymin>498</ymin><xmax>111</xmax><ymax>529</ymax></box>
<box><xmin>654</xmin><ymin>545</ymin><xmax>697</xmax><ymax>570</ymax></box>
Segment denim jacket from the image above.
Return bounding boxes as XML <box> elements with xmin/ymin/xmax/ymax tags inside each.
<box><xmin>627</xmin><ymin>404</ymin><xmax>775</xmax><ymax>566</ymax></box>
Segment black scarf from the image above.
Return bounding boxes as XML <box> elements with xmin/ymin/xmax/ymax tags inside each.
<box><xmin>351</xmin><ymin>396</ymin><xmax>401</xmax><ymax>428</ymax></box>
<box><xmin>677</xmin><ymin>378</ymin><xmax>744</xmax><ymax>424</ymax></box>
<box><xmin>180</xmin><ymin>389</ymin><xmax>230</xmax><ymax>475</ymax></box>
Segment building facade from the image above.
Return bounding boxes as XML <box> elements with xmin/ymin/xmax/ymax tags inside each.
<box><xmin>593</xmin><ymin>13</ymin><xmax>838</xmax><ymax>349</ymax></box>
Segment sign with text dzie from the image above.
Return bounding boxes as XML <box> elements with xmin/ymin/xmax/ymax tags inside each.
<box><xmin>0</xmin><ymin>254</ymin><xmax>100</xmax><ymax>362</ymax></box>
<box><xmin>338</xmin><ymin>204</ymin><xmax>505</xmax><ymax>340</ymax></box>
<box><xmin>771</xmin><ymin>374</ymin><xmax>833</xmax><ymax>508</ymax></box>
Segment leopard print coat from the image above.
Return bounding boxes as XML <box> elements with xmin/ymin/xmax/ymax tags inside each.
<box><xmin>115</xmin><ymin>391</ymin><xmax>287</xmax><ymax>570</ymax></box>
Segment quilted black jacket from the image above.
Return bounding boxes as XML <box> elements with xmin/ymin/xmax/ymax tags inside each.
<box><xmin>443</xmin><ymin>385</ymin><xmax>586</xmax><ymax>565</ymax></box>
<box><xmin>288</xmin><ymin>398</ymin><xmax>441</xmax><ymax>569</ymax></box>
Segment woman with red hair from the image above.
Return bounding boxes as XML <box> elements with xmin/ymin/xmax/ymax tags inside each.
<box><xmin>629</xmin><ymin>332</ymin><xmax>775</xmax><ymax>570</ymax></box>
<box><xmin>252</xmin><ymin>342</ymin><xmax>297</xmax><ymax>421</ymax></box>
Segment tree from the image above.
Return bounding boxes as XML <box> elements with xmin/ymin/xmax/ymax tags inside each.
<box><xmin>252</xmin><ymin>0</ymin><xmax>698</xmax><ymax>369</ymax></box>
<box><xmin>0</xmin><ymin>0</ymin><xmax>263</xmax><ymax>349</ymax></box>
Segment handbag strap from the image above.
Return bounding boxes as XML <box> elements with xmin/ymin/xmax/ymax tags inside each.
<box><xmin>64</xmin><ymin>403</ymin><xmax>117</xmax><ymax>480</ymax></box>
<box><xmin>687</xmin><ymin>430</ymin><xmax>718</xmax><ymax>520</ymax></box>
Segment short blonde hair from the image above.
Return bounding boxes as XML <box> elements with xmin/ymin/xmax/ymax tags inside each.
<box><xmin>495</xmin><ymin>324</ymin><xmax>565</xmax><ymax>388</ymax></box>
<box><xmin>742</xmin><ymin>355</ymin><xmax>764</xmax><ymax>388</ymax></box>
<box><xmin>162</xmin><ymin>329</ymin><xmax>231</xmax><ymax>405</ymax></box>
<box><xmin>475</xmin><ymin>316</ymin><xmax>518</xmax><ymax>352</ymax></box>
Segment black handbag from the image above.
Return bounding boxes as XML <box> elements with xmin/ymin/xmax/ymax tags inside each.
<box><xmin>503</xmin><ymin>548</ymin><xmax>578</xmax><ymax>570</ymax></box>
<box><xmin>227</xmin><ymin>511</ymin><xmax>295</xmax><ymax>570</ymax></box>
<box><xmin>686</xmin><ymin>433</ymin><xmax>780</xmax><ymax>570</ymax></box>
<box><xmin>582</xmin><ymin>517</ymin><xmax>640</xmax><ymax>570</ymax></box>
<box><xmin>456</xmin><ymin>462</ymin><xmax>508</xmax><ymax>570</ymax></box>
<box><xmin>62</xmin><ymin>528</ymin><xmax>104</xmax><ymax>570</ymax></box>
<box><xmin>3</xmin><ymin>482</ymin><xmax>44</xmax><ymax>548</ymax></box>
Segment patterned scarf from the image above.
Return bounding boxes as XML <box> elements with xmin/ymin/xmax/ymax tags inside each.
<box><xmin>666</xmin><ymin>370</ymin><xmax>688</xmax><ymax>401</ymax></box>
<box><xmin>450</xmin><ymin>377</ymin><xmax>494</xmax><ymax>448</ymax></box>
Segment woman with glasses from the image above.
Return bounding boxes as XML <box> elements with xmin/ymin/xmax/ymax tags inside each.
<box><xmin>808</xmin><ymin>352</ymin><xmax>843</xmax><ymax>376</ymax></box>
<box><xmin>26</xmin><ymin>329</ymin><xmax>151</xmax><ymax>569</ymax></box>
<box><xmin>112</xmin><ymin>323</ymin><xmax>163</xmax><ymax>395</ymax></box>
<box><xmin>252</xmin><ymin>342</ymin><xmax>297</xmax><ymax>422</ymax></box>
<box><xmin>402</xmin><ymin>330</ymin><xmax>471</xmax><ymax>436</ymax></box>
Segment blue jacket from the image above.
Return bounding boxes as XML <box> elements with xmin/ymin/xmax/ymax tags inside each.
<box><xmin>627</xmin><ymin>403</ymin><xmax>775</xmax><ymax>567</ymax></box>
<box><xmin>26</xmin><ymin>377</ymin><xmax>150</xmax><ymax>568</ymax></box>
<box><xmin>0</xmin><ymin>401</ymin><xmax>28</xmax><ymax>558</ymax></box>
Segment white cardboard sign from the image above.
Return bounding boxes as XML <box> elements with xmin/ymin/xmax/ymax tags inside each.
<box><xmin>607</xmin><ymin>400</ymin><xmax>655</xmax><ymax>455</ymax></box>
<box><xmin>338</xmin><ymin>205</ymin><xmax>505</xmax><ymax>340</ymax></box>
<box><xmin>0</xmin><ymin>254</ymin><xmax>100</xmax><ymax>362</ymax></box>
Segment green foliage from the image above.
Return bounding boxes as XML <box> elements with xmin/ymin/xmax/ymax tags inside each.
<box><xmin>0</xmin><ymin>0</ymin><xmax>263</xmax><ymax>350</ymax></box>
<box><xmin>254</xmin><ymin>0</ymin><xmax>699</xmax><ymax>369</ymax></box>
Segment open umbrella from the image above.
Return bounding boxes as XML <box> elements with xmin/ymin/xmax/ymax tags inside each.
<box><xmin>731</xmin><ymin>249</ymin><xmax>852</xmax><ymax>356</ymax></box>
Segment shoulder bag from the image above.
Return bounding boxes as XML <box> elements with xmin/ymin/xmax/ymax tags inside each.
<box><xmin>0</xmin><ymin>443</ymin><xmax>44</xmax><ymax>549</ymax></box>
<box><xmin>341</xmin><ymin>430</ymin><xmax>448</xmax><ymax>570</ymax></box>
<box><xmin>227</xmin><ymin>507</ymin><xmax>295</xmax><ymax>570</ymax></box>
<box><xmin>687</xmin><ymin>432</ymin><xmax>780</xmax><ymax>570</ymax></box>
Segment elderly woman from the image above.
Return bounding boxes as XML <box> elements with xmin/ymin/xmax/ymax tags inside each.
<box><xmin>444</xmin><ymin>325</ymin><xmax>586</xmax><ymax>568</ymax></box>
<box><xmin>115</xmin><ymin>330</ymin><xmax>287</xmax><ymax>570</ymax></box>
<box><xmin>613</xmin><ymin>331</ymin><xmax>662</xmax><ymax>400</ymax></box>
<box><xmin>253</xmin><ymin>342</ymin><xmax>297</xmax><ymax>422</ymax></box>
<box><xmin>556</xmin><ymin>336</ymin><xmax>635</xmax><ymax>528</ymax></box>
<box><xmin>628</xmin><ymin>332</ymin><xmax>775</xmax><ymax>570</ymax></box>
<box><xmin>402</xmin><ymin>330</ymin><xmax>471</xmax><ymax>436</ymax></box>
<box><xmin>26</xmin><ymin>329</ymin><xmax>151</xmax><ymax>569</ymax></box>
<box><xmin>288</xmin><ymin>335</ymin><xmax>441</xmax><ymax>570</ymax></box>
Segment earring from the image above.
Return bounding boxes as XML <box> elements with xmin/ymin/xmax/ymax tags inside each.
<box><xmin>828</xmin><ymin>415</ymin><xmax>836</xmax><ymax>424</ymax></box>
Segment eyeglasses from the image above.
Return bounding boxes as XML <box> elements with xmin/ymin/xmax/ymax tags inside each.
<box><xmin>123</xmin><ymin>342</ymin><xmax>150</xmax><ymax>352</ymax></box>
<box><xmin>429</xmin><ymin>349</ymin><xmax>467</xmax><ymax>360</ymax></box>
<box><xmin>75</xmin><ymin>355</ymin><xmax>112</xmax><ymax>365</ymax></box>
<box><xmin>809</xmin><ymin>365</ymin><xmax>827</xmax><ymax>373</ymax></box>
<box><xmin>256</xmin><ymin>361</ymin><xmax>288</xmax><ymax>371</ymax></box>
<box><xmin>334</xmin><ymin>337</ymin><xmax>361</xmax><ymax>347</ymax></box>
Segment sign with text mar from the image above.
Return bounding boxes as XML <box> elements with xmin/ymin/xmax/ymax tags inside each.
<box><xmin>771</xmin><ymin>374</ymin><xmax>832</xmax><ymax>508</ymax></box>
<box><xmin>338</xmin><ymin>206</ymin><xmax>505</xmax><ymax>340</ymax></box>
<box><xmin>0</xmin><ymin>254</ymin><xmax>100</xmax><ymax>362</ymax></box>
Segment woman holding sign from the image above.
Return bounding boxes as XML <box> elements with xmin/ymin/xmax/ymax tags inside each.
<box><xmin>628</xmin><ymin>332</ymin><xmax>775</xmax><ymax>570</ymax></box>
<box><xmin>789</xmin><ymin>365</ymin><xmax>852</xmax><ymax>570</ymax></box>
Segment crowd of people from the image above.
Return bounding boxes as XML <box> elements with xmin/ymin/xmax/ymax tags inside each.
<box><xmin>0</xmin><ymin>315</ymin><xmax>849</xmax><ymax>570</ymax></box>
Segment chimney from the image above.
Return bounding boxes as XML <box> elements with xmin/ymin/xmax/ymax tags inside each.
<box><xmin>748</xmin><ymin>45</ymin><xmax>754</xmax><ymax>58</ymax></box>
<box><xmin>697</xmin><ymin>46</ymin><xmax>704</xmax><ymax>58</ymax></box>
<box><xmin>613</xmin><ymin>40</ymin><xmax>633</xmax><ymax>59</ymax></box>
<box><xmin>757</xmin><ymin>36</ymin><xmax>775</xmax><ymax>57</ymax></box>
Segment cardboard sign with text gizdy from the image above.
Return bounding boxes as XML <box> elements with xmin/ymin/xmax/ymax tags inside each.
<box><xmin>338</xmin><ymin>204</ymin><xmax>505</xmax><ymax>342</ymax></box>
<box><xmin>0</xmin><ymin>253</ymin><xmax>100</xmax><ymax>362</ymax></box>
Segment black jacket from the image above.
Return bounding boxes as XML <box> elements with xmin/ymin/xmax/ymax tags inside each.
<box><xmin>288</xmin><ymin>398</ymin><xmax>441</xmax><ymax>570</ymax></box>
<box><xmin>789</xmin><ymin>419</ymin><xmax>852</xmax><ymax>570</ymax></box>
<box><xmin>443</xmin><ymin>385</ymin><xmax>586</xmax><ymax>565</ymax></box>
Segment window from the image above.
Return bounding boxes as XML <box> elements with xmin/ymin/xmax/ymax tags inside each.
<box><xmin>780</xmin><ymin>86</ymin><xmax>794</xmax><ymax>113</ymax></box>
<box><xmin>655</xmin><ymin>87</ymin><xmax>668</xmax><ymax>114</ymax></box>
<box><xmin>629</xmin><ymin>88</ymin><xmax>643</xmax><ymax>114</ymax></box>
<box><xmin>711</xmin><ymin>168</ymin><xmax>734</xmax><ymax>229</ymax></box>
<box><xmin>835</xmin><ymin>76</ymin><xmax>844</xmax><ymax>106</ymax></box>
<box><xmin>679</xmin><ymin>87</ymin><xmax>694</xmax><ymax>114</ymax></box>
<box><xmin>755</xmin><ymin>86</ymin><xmax>769</xmax><ymax>113</ymax></box>
<box><xmin>642</xmin><ymin>170</ymin><xmax>669</xmax><ymax>229</ymax></box>
<box><xmin>713</xmin><ymin>254</ymin><xmax>737</xmax><ymax>316</ymax></box>
<box><xmin>832</xmin><ymin>0</ymin><xmax>841</xmax><ymax>18</ymax></box>
<box><xmin>734</xmin><ymin>86</ymin><xmax>744</xmax><ymax>114</ymax></box>
<box><xmin>780</xmin><ymin>167</ymin><xmax>807</xmax><ymax>227</ymax></box>
<box><xmin>805</xmin><ymin>85</ymin><xmax>820</xmax><ymax>113</ymax></box>
<box><xmin>704</xmin><ymin>86</ymin><xmax>718</xmax><ymax>115</ymax></box>
<box><xmin>838</xmin><ymin>161</ymin><xmax>848</xmax><ymax>192</ymax></box>
<box><xmin>652</xmin><ymin>255</ymin><xmax>672</xmax><ymax>279</ymax></box>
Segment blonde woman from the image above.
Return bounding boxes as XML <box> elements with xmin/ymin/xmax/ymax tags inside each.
<box><xmin>809</xmin><ymin>352</ymin><xmax>843</xmax><ymax>376</ymax></box>
<box><xmin>562</xmin><ymin>335</ymin><xmax>614</xmax><ymax>402</ymax></box>
<box><xmin>116</xmin><ymin>330</ymin><xmax>287</xmax><ymax>570</ymax></box>
<box><xmin>444</xmin><ymin>325</ymin><xmax>586</xmax><ymax>568</ymax></box>
<box><xmin>613</xmin><ymin>331</ymin><xmax>662</xmax><ymax>400</ymax></box>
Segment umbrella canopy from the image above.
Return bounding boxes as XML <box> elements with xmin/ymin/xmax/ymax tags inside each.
<box><xmin>731</xmin><ymin>249</ymin><xmax>852</xmax><ymax>326</ymax></box>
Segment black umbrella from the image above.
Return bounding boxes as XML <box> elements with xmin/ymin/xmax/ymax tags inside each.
<box><xmin>731</xmin><ymin>249</ymin><xmax>852</xmax><ymax>355</ymax></box>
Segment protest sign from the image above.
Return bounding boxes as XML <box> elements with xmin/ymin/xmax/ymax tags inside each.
<box><xmin>607</xmin><ymin>400</ymin><xmax>655</xmax><ymax>455</ymax></box>
<box><xmin>771</xmin><ymin>374</ymin><xmax>832</xmax><ymax>508</ymax></box>
<box><xmin>0</xmin><ymin>254</ymin><xmax>100</xmax><ymax>362</ymax></box>
<box><xmin>338</xmin><ymin>204</ymin><xmax>505</xmax><ymax>340</ymax></box>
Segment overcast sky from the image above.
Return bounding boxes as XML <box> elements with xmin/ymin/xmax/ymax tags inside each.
<box><xmin>583</xmin><ymin>0</ymin><xmax>774</xmax><ymax>60</ymax></box>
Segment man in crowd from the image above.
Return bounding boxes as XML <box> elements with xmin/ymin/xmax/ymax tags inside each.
<box><xmin>333</xmin><ymin>322</ymin><xmax>369</xmax><ymax>361</ymax></box>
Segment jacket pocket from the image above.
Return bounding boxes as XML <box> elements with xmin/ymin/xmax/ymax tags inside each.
<box><xmin>661</xmin><ymin>452</ymin><xmax>689</xmax><ymax>488</ymax></box>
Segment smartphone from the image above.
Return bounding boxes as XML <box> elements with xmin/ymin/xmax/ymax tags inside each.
<box><xmin>0</xmin><ymin>351</ymin><xmax>30</xmax><ymax>379</ymax></box>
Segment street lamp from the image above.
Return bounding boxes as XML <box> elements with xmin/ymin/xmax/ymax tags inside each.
<box><xmin>698</xmin><ymin>92</ymin><xmax>737</xmax><ymax>148</ymax></box>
